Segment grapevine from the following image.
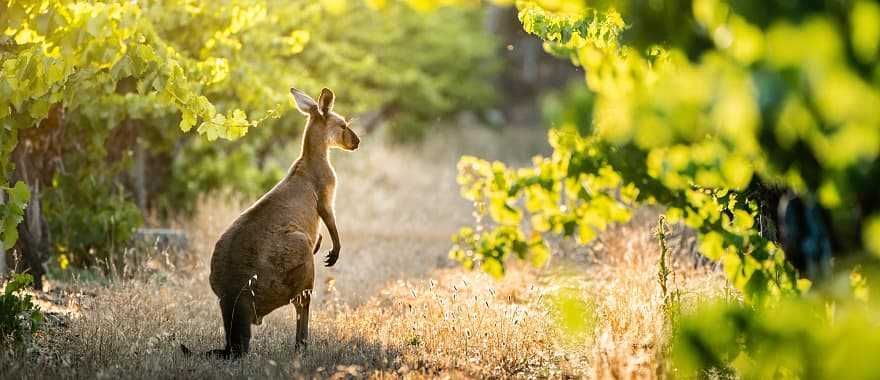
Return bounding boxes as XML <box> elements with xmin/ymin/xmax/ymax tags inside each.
<box><xmin>0</xmin><ymin>0</ymin><xmax>279</xmax><ymax>250</ymax></box>
<box><xmin>452</xmin><ymin>0</ymin><xmax>880</xmax><ymax>303</ymax></box>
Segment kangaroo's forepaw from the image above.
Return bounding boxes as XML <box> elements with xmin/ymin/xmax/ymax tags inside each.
<box><xmin>324</xmin><ymin>249</ymin><xmax>339</xmax><ymax>267</ymax></box>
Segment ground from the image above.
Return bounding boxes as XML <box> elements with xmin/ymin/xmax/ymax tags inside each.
<box><xmin>1</xmin><ymin>127</ymin><xmax>731</xmax><ymax>379</ymax></box>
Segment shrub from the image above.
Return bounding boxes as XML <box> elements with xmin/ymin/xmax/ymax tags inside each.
<box><xmin>0</xmin><ymin>273</ymin><xmax>43</xmax><ymax>344</ymax></box>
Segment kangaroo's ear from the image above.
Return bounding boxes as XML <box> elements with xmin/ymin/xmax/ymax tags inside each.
<box><xmin>318</xmin><ymin>88</ymin><xmax>335</xmax><ymax>115</ymax></box>
<box><xmin>291</xmin><ymin>87</ymin><xmax>318</xmax><ymax>116</ymax></box>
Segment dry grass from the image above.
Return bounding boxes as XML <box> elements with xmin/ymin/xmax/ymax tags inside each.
<box><xmin>542</xmin><ymin>210</ymin><xmax>735</xmax><ymax>379</ymax></box>
<box><xmin>1</xmin><ymin>127</ymin><xmax>731</xmax><ymax>379</ymax></box>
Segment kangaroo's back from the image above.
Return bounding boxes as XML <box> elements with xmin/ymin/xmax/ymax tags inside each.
<box><xmin>209</xmin><ymin>172</ymin><xmax>320</xmax><ymax>298</ymax></box>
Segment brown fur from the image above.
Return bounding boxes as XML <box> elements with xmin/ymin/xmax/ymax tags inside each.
<box><xmin>182</xmin><ymin>87</ymin><xmax>359</xmax><ymax>359</ymax></box>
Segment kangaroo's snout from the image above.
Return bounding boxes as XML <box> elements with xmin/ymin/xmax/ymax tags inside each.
<box><xmin>345</xmin><ymin>129</ymin><xmax>360</xmax><ymax>151</ymax></box>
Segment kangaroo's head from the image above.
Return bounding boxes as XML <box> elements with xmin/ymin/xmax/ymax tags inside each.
<box><xmin>291</xmin><ymin>87</ymin><xmax>360</xmax><ymax>151</ymax></box>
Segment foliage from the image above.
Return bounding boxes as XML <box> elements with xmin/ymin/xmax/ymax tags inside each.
<box><xmin>153</xmin><ymin>139</ymin><xmax>284</xmax><ymax>216</ymax></box>
<box><xmin>0</xmin><ymin>0</ymin><xmax>275</xmax><ymax>254</ymax></box>
<box><xmin>147</xmin><ymin>0</ymin><xmax>497</xmax><ymax>142</ymax></box>
<box><xmin>674</xmin><ymin>271</ymin><xmax>880</xmax><ymax>378</ymax></box>
<box><xmin>0</xmin><ymin>182</ymin><xmax>29</xmax><ymax>251</ymax></box>
<box><xmin>452</xmin><ymin>0</ymin><xmax>880</xmax><ymax>304</ymax></box>
<box><xmin>1</xmin><ymin>0</ymin><xmax>499</xmax><ymax>264</ymax></box>
<box><xmin>42</xmin><ymin>171</ymin><xmax>143</xmax><ymax>267</ymax></box>
<box><xmin>0</xmin><ymin>273</ymin><xmax>43</xmax><ymax>343</ymax></box>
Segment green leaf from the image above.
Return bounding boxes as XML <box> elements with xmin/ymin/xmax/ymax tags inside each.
<box><xmin>852</xmin><ymin>1</ymin><xmax>880</xmax><ymax>63</ymax></box>
<box><xmin>489</xmin><ymin>198</ymin><xmax>521</xmax><ymax>226</ymax></box>
<box><xmin>577</xmin><ymin>223</ymin><xmax>596</xmax><ymax>245</ymax></box>
<box><xmin>179</xmin><ymin>110</ymin><xmax>196</xmax><ymax>132</ymax></box>
<box><xmin>744</xmin><ymin>270</ymin><xmax>768</xmax><ymax>303</ymax></box>
<box><xmin>531</xmin><ymin>214</ymin><xmax>551</xmax><ymax>232</ymax></box>
<box><xmin>482</xmin><ymin>259</ymin><xmax>504</xmax><ymax>279</ymax></box>
<box><xmin>2</xmin><ymin>182</ymin><xmax>30</xmax><ymax>249</ymax></box>
<box><xmin>3</xmin><ymin>226</ymin><xmax>19</xmax><ymax>251</ymax></box>
<box><xmin>699</xmin><ymin>231</ymin><xmax>726</xmax><ymax>261</ymax></box>
<box><xmin>732</xmin><ymin>209</ymin><xmax>754</xmax><ymax>230</ymax></box>
<box><xmin>10</xmin><ymin>181</ymin><xmax>31</xmax><ymax>207</ymax></box>
<box><xmin>47</xmin><ymin>64</ymin><xmax>64</xmax><ymax>84</ymax></box>
<box><xmin>86</xmin><ymin>12</ymin><xmax>106</xmax><ymax>37</ymax></box>
<box><xmin>28</xmin><ymin>99</ymin><xmax>51</xmax><ymax>119</ymax></box>
<box><xmin>3</xmin><ymin>273</ymin><xmax>33</xmax><ymax>295</ymax></box>
<box><xmin>528</xmin><ymin>238</ymin><xmax>550</xmax><ymax>267</ymax></box>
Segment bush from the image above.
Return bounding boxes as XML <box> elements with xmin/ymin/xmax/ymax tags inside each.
<box><xmin>454</xmin><ymin>0</ymin><xmax>880</xmax><ymax>304</ymax></box>
<box><xmin>674</xmin><ymin>290</ymin><xmax>880</xmax><ymax>378</ymax></box>
<box><xmin>0</xmin><ymin>273</ymin><xmax>43</xmax><ymax>344</ymax></box>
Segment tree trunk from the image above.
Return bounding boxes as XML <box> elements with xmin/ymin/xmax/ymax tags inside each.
<box><xmin>9</xmin><ymin>105</ymin><xmax>65</xmax><ymax>290</ymax></box>
<box><xmin>132</xmin><ymin>139</ymin><xmax>147</xmax><ymax>211</ymax></box>
<box><xmin>11</xmin><ymin>145</ymin><xmax>50</xmax><ymax>290</ymax></box>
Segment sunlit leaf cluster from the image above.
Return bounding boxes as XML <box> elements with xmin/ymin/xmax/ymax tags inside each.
<box><xmin>674</xmin><ymin>270</ymin><xmax>880</xmax><ymax>378</ymax></box>
<box><xmin>453</xmin><ymin>0</ymin><xmax>880</xmax><ymax>304</ymax></box>
<box><xmin>0</xmin><ymin>0</ymin><xmax>280</xmax><ymax>251</ymax></box>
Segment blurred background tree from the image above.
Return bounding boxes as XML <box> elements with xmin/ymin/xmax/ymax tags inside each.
<box><xmin>105</xmin><ymin>0</ymin><xmax>505</xmax><ymax>220</ymax></box>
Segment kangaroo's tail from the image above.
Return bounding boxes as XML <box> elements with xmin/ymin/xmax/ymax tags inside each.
<box><xmin>179</xmin><ymin>344</ymin><xmax>231</xmax><ymax>359</ymax></box>
<box><xmin>313</xmin><ymin>234</ymin><xmax>323</xmax><ymax>255</ymax></box>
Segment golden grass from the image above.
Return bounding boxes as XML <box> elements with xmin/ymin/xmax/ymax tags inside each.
<box><xmin>1</xmin><ymin>127</ymin><xmax>731</xmax><ymax>379</ymax></box>
<box><xmin>543</xmin><ymin>210</ymin><xmax>734</xmax><ymax>379</ymax></box>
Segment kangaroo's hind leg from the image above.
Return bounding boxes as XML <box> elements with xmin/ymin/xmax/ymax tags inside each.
<box><xmin>219</xmin><ymin>292</ymin><xmax>255</xmax><ymax>359</ymax></box>
<box><xmin>293</xmin><ymin>289</ymin><xmax>311</xmax><ymax>352</ymax></box>
<box><xmin>278</xmin><ymin>231</ymin><xmax>315</xmax><ymax>353</ymax></box>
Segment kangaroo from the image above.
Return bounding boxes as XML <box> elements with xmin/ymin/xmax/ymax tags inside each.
<box><xmin>181</xmin><ymin>87</ymin><xmax>359</xmax><ymax>359</ymax></box>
